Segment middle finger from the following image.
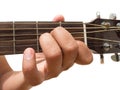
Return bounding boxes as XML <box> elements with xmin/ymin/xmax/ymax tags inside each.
<box><xmin>51</xmin><ymin>27</ymin><xmax>78</xmax><ymax>70</ymax></box>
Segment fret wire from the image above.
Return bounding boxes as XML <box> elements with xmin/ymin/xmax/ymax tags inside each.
<box><xmin>36</xmin><ymin>21</ymin><xmax>39</xmax><ymax>52</ymax></box>
<box><xmin>0</xmin><ymin>21</ymin><xmax>120</xmax><ymax>55</ymax></box>
<box><xmin>83</xmin><ymin>23</ymin><xmax>87</xmax><ymax>45</ymax></box>
<box><xmin>13</xmin><ymin>22</ymin><xmax>16</xmax><ymax>54</ymax></box>
<box><xmin>59</xmin><ymin>22</ymin><xmax>62</xmax><ymax>27</ymax></box>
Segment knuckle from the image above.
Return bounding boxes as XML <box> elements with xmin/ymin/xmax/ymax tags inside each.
<box><xmin>63</xmin><ymin>63</ymin><xmax>73</xmax><ymax>70</ymax></box>
<box><xmin>30</xmin><ymin>79</ymin><xmax>42</xmax><ymax>86</ymax></box>
<box><xmin>40</xmin><ymin>32</ymin><xmax>50</xmax><ymax>38</ymax></box>
<box><xmin>51</xmin><ymin>27</ymin><xmax>65</xmax><ymax>35</ymax></box>
<box><xmin>52</xmin><ymin>72</ymin><xmax>59</xmax><ymax>78</ymax></box>
<box><xmin>46</xmin><ymin>50</ymin><xmax>62</xmax><ymax>60</ymax></box>
<box><xmin>39</xmin><ymin>32</ymin><xmax>50</xmax><ymax>41</ymax></box>
<box><xmin>65</xmin><ymin>43</ymin><xmax>78</xmax><ymax>53</ymax></box>
<box><xmin>23</xmin><ymin>66</ymin><xmax>35</xmax><ymax>73</ymax></box>
<box><xmin>49</xmin><ymin>71</ymin><xmax>60</xmax><ymax>78</ymax></box>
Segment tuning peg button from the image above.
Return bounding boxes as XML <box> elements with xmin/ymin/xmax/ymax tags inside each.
<box><xmin>103</xmin><ymin>42</ymin><xmax>112</xmax><ymax>51</ymax></box>
<box><xmin>109</xmin><ymin>13</ymin><xmax>116</xmax><ymax>20</ymax></box>
<box><xmin>115</xmin><ymin>43</ymin><xmax>120</xmax><ymax>49</ymax></box>
<box><xmin>100</xmin><ymin>54</ymin><xmax>104</xmax><ymax>64</ymax></box>
<box><xmin>96</xmin><ymin>12</ymin><xmax>100</xmax><ymax>18</ymax></box>
<box><xmin>111</xmin><ymin>53</ymin><xmax>120</xmax><ymax>62</ymax></box>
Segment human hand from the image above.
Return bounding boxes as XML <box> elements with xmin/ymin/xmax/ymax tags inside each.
<box><xmin>23</xmin><ymin>15</ymin><xmax>93</xmax><ymax>85</ymax></box>
<box><xmin>0</xmin><ymin>15</ymin><xmax>93</xmax><ymax>90</ymax></box>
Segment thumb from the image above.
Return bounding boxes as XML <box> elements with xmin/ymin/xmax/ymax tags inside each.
<box><xmin>22</xmin><ymin>48</ymin><xmax>44</xmax><ymax>86</ymax></box>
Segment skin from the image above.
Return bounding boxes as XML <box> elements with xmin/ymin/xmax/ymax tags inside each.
<box><xmin>0</xmin><ymin>15</ymin><xmax>93</xmax><ymax>90</ymax></box>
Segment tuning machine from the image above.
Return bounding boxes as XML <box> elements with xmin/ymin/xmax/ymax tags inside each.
<box><xmin>103</xmin><ymin>42</ymin><xmax>112</xmax><ymax>52</ymax></box>
<box><xmin>96</xmin><ymin>12</ymin><xmax>117</xmax><ymax>19</ymax></box>
<box><xmin>96</xmin><ymin>12</ymin><xmax>101</xmax><ymax>18</ymax></box>
<box><xmin>109</xmin><ymin>13</ymin><xmax>117</xmax><ymax>20</ymax></box>
<box><xmin>111</xmin><ymin>53</ymin><xmax>120</xmax><ymax>62</ymax></box>
<box><xmin>100</xmin><ymin>54</ymin><xmax>104</xmax><ymax>64</ymax></box>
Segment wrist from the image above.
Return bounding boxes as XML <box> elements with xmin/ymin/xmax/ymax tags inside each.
<box><xmin>0</xmin><ymin>71</ymin><xmax>32</xmax><ymax>90</ymax></box>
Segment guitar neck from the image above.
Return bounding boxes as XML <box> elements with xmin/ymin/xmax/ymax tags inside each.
<box><xmin>0</xmin><ymin>21</ymin><xmax>84</xmax><ymax>55</ymax></box>
<box><xmin>1</xmin><ymin>19</ymin><xmax>120</xmax><ymax>55</ymax></box>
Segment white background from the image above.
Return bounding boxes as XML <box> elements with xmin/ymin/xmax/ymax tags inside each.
<box><xmin>1</xmin><ymin>0</ymin><xmax>120</xmax><ymax>90</ymax></box>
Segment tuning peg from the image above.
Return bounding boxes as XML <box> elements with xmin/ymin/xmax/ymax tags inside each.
<box><xmin>103</xmin><ymin>42</ymin><xmax>112</xmax><ymax>52</ymax></box>
<box><xmin>96</xmin><ymin>12</ymin><xmax>101</xmax><ymax>18</ymax></box>
<box><xmin>115</xmin><ymin>53</ymin><xmax>120</xmax><ymax>62</ymax></box>
<box><xmin>111</xmin><ymin>53</ymin><xmax>120</xmax><ymax>62</ymax></box>
<box><xmin>100</xmin><ymin>54</ymin><xmax>104</xmax><ymax>64</ymax></box>
<box><xmin>115</xmin><ymin>43</ymin><xmax>120</xmax><ymax>49</ymax></box>
<box><xmin>109</xmin><ymin>13</ymin><xmax>116</xmax><ymax>20</ymax></box>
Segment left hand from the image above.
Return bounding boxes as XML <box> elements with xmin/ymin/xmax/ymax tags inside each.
<box><xmin>0</xmin><ymin>15</ymin><xmax>93</xmax><ymax>90</ymax></box>
<box><xmin>22</xmin><ymin>15</ymin><xmax>93</xmax><ymax>86</ymax></box>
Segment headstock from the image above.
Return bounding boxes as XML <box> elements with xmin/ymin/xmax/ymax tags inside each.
<box><xmin>87</xmin><ymin>13</ymin><xmax>120</xmax><ymax>63</ymax></box>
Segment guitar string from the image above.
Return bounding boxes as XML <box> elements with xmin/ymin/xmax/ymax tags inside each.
<box><xmin>0</xmin><ymin>22</ymin><xmax>119</xmax><ymax>36</ymax></box>
<box><xmin>0</xmin><ymin>31</ymin><xmax>120</xmax><ymax>44</ymax></box>
<box><xmin>0</xmin><ymin>27</ymin><xmax>120</xmax><ymax>36</ymax></box>
<box><xmin>0</xmin><ymin>26</ymin><xmax>118</xmax><ymax>30</ymax></box>
<box><xmin>0</xmin><ymin>21</ymin><xmax>118</xmax><ymax>29</ymax></box>
<box><xmin>0</xmin><ymin>36</ymin><xmax>119</xmax><ymax>47</ymax></box>
<box><xmin>0</xmin><ymin>28</ymin><xmax>120</xmax><ymax>39</ymax></box>
<box><xmin>0</xmin><ymin>22</ymin><xmax>117</xmax><ymax>26</ymax></box>
<box><xmin>0</xmin><ymin>23</ymin><xmax>119</xmax><ymax>54</ymax></box>
<box><xmin>0</xmin><ymin>36</ymin><xmax>119</xmax><ymax>53</ymax></box>
<box><xmin>0</xmin><ymin>23</ymin><xmax>120</xmax><ymax>47</ymax></box>
<box><xmin>0</xmin><ymin>22</ymin><xmax>119</xmax><ymax>31</ymax></box>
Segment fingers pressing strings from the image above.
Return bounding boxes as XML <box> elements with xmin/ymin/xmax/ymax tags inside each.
<box><xmin>75</xmin><ymin>41</ymin><xmax>93</xmax><ymax>65</ymax></box>
<box><xmin>39</xmin><ymin>33</ymin><xmax>63</xmax><ymax>79</ymax></box>
<box><xmin>51</xmin><ymin>27</ymin><xmax>78</xmax><ymax>70</ymax></box>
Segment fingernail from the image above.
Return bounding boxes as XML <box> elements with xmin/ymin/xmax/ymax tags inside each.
<box><xmin>24</xmin><ymin>48</ymin><xmax>34</xmax><ymax>60</ymax></box>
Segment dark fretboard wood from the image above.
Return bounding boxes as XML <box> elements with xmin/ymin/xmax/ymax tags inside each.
<box><xmin>1</xmin><ymin>19</ymin><xmax>120</xmax><ymax>55</ymax></box>
<box><xmin>0</xmin><ymin>21</ymin><xmax>84</xmax><ymax>55</ymax></box>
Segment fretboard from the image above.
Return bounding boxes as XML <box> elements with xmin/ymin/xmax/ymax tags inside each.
<box><xmin>0</xmin><ymin>21</ymin><xmax>84</xmax><ymax>55</ymax></box>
